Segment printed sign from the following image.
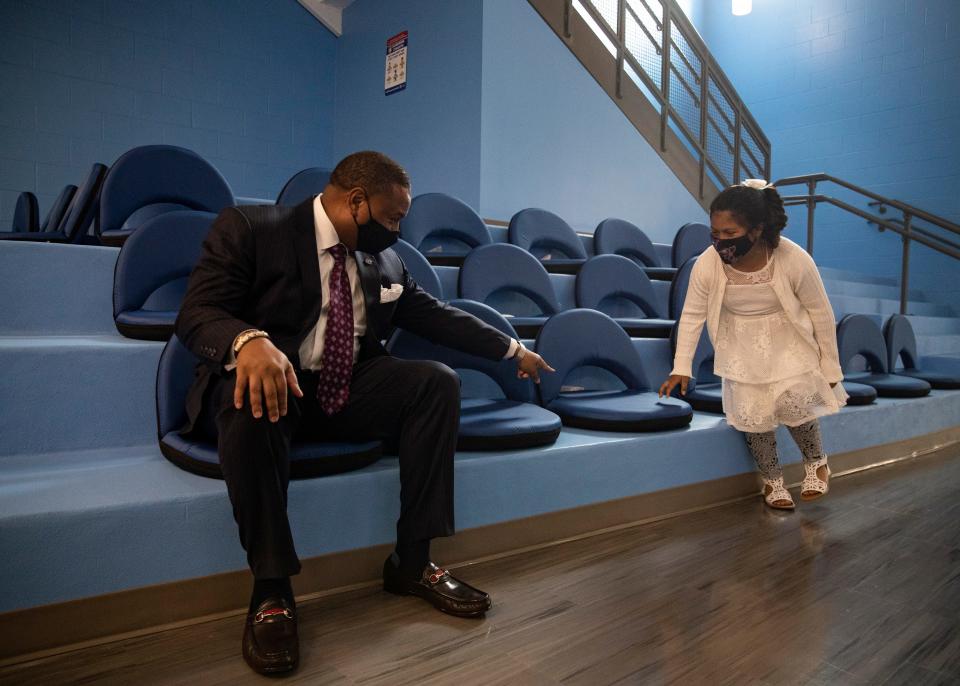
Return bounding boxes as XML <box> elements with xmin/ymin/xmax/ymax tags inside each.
<box><xmin>385</xmin><ymin>31</ymin><xmax>408</xmax><ymax>96</ymax></box>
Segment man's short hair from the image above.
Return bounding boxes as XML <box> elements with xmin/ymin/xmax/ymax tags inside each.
<box><xmin>329</xmin><ymin>151</ymin><xmax>410</xmax><ymax>196</ymax></box>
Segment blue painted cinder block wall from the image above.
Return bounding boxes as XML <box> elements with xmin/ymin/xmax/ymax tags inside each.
<box><xmin>690</xmin><ymin>0</ymin><xmax>960</xmax><ymax>304</ymax></box>
<box><xmin>0</xmin><ymin>0</ymin><xmax>337</xmax><ymax>227</ymax></box>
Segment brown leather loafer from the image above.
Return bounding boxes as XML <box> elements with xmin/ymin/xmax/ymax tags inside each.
<box><xmin>383</xmin><ymin>555</ymin><xmax>491</xmax><ymax>618</ymax></box>
<box><xmin>242</xmin><ymin>597</ymin><xmax>299</xmax><ymax>675</ymax></box>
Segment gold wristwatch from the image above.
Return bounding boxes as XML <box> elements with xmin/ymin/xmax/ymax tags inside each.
<box><xmin>513</xmin><ymin>340</ymin><xmax>526</xmax><ymax>361</ymax></box>
<box><xmin>233</xmin><ymin>329</ymin><xmax>270</xmax><ymax>356</ymax></box>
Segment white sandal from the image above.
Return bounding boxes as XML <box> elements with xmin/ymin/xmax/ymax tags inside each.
<box><xmin>761</xmin><ymin>476</ymin><xmax>795</xmax><ymax>510</ymax></box>
<box><xmin>800</xmin><ymin>456</ymin><xmax>830</xmax><ymax>501</ymax></box>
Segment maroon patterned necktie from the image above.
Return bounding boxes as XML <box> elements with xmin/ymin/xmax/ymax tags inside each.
<box><xmin>317</xmin><ymin>244</ymin><xmax>354</xmax><ymax>415</ymax></box>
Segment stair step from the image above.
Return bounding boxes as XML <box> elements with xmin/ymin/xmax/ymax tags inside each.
<box><xmin>906</xmin><ymin>315</ymin><xmax>960</xmax><ymax>335</ymax></box>
<box><xmin>823</xmin><ymin>279</ymin><xmax>944</xmax><ymax>309</ymax></box>
<box><xmin>916</xmin><ymin>334</ymin><xmax>960</xmax><ymax>357</ymax></box>
<box><xmin>818</xmin><ymin>266</ymin><xmax>905</xmax><ymax>288</ymax></box>
<box><xmin>829</xmin><ymin>294</ymin><xmax>954</xmax><ymax>318</ymax></box>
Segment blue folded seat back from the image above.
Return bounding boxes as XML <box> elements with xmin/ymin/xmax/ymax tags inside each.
<box><xmin>884</xmin><ymin>314</ymin><xmax>960</xmax><ymax>389</ymax></box>
<box><xmin>509</xmin><ymin>208</ymin><xmax>587</xmax><ymax>274</ymax></box>
<box><xmin>668</xmin><ymin>322</ymin><xmax>723</xmax><ymax>413</ymax></box>
<box><xmin>275</xmin><ymin>167</ymin><xmax>332</xmax><ymax>206</ymax></box>
<box><xmin>40</xmin><ymin>185</ymin><xmax>77</xmax><ymax>233</ymax></box>
<box><xmin>668</xmin><ymin>255</ymin><xmax>698</xmax><ymax>319</ymax></box>
<box><xmin>98</xmin><ymin>145</ymin><xmax>235</xmax><ymax>247</ymax></box>
<box><xmin>672</xmin><ymin>222</ymin><xmax>711</xmax><ymax>267</ymax></box>
<box><xmin>11</xmin><ymin>192</ymin><xmax>39</xmax><ymax>232</ymax></box>
<box><xmin>535</xmin><ymin>309</ymin><xmax>693</xmax><ymax>432</ymax></box>
<box><xmin>459</xmin><ymin>243</ymin><xmax>562</xmax><ymax>338</ymax></box>
<box><xmin>157</xmin><ymin>336</ymin><xmax>382</xmax><ymax>479</ymax></box>
<box><xmin>113</xmin><ymin>211</ymin><xmax>217</xmax><ymax>340</ymax></box>
<box><xmin>388</xmin><ymin>299</ymin><xmax>562</xmax><ymax>450</ymax></box>
<box><xmin>836</xmin><ymin>314</ymin><xmax>930</xmax><ymax>398</ymax></box>
<box><xmin>594</xmin><ymin>218</ymin><xmax>677</xmax><ymax>280</ymax></box>
<box><xmin>399</xmin><ymin>192</ymin><xmax>492</xmax><ymax>265</ymax></box>
<box><xmin>391</xmin><ymin>238</ymin><xmax>443</xmax><ymax>299</ymax></box>
<box><xmin>576</xmin><ymin>255</ymin><xmax>673</xmax><ymax>337</ymax></box>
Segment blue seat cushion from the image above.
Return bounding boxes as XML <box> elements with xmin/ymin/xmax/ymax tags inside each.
<box><xmin>457</xmin><ymin>398</ymin><xmax>562</xmax><ymax>450</ymax></box>
<box><xmin>894</xmin><ymin>369</ymin><xmax>960</xmax><ymax>390</ymax></box>
<box><xmin>546</xmin><ymin>390</ymin><xmax>692</xmax><ymax>432</ymax></box>
<box><xmin>503</xmin><ymin>315</ymin><xmax>549</xmax><ymax>338</ymax></box>
<box><xmin>612</xmin><ymin>318</ymin><xmax>674</xmax><ymax>338</ymax></box>
<box><xmin>160</xmin><ymin>433</ymin><xmax>382</xmax><ymax>479</ymax></box>
<box><xmin>844</xmin><ymin>372</ymin><xmax>930</xmax><ymax>398</ymax></box>
<box><xmin>115</xmin><ymin>310</ymin><xmax>178</xmax><ymax>340</ymax></box>
<box><xmin>642</xmin><ymin>267</ymin><xmax>678</xmax><ymax>281</ymax></box>
<box><xmin>842</xmin><ymin>381</ymin><xmax>878</xmax><ymax>406</ymax></box>
<box><xmin>539</xmin><ymin>258</ymin><xmax>586</xmax><ymax>275</ymax></box>
<box><xmin>684</xmin><ymin>382</ymin><xmax>723</xmax><ymax>413</ymax></box>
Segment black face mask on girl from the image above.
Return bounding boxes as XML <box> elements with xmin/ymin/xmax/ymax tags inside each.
<box><xmin>352</xmin><ymin>194</ymin><xmax>399</xmax><ymax>254</ymax></box>
<box><xmin>712</xmin><ymin>233</ymin><xmax>757</xmax><ymax>265</ymax></box>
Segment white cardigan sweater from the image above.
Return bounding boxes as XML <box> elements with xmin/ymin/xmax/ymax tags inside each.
<box><xmin>671</xmin><ymin>237</ymin><xmax>843</xmax><ymax>384</ymax></box>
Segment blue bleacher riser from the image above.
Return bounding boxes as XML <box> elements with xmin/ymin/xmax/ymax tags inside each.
<box><xmin>2</xmin><ymin>390</ymin><xmax>958</xmax><ymax>612</ymax></box>
<box><xmin>0</xmin><ymin>336</ymin><xmax>163</xmax><ymax>456</ymax></box>
<box><xmin>828</xmin><ymin>294</ymin><xmax>953</xmax><ymax>318</ymax></box>
<box><xmin>0</xmin><ymin>243</ymin><xmax>119</xmax><ymax>335</ymax></box>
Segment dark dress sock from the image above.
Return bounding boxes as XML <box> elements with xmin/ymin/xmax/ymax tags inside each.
<box><xmin>395</xmin><ymin>539</ymin><xmax>431</xmax><ymax>579</ymax></box>
<box><xmin>250</xmin><ymin>577</ymin><xmax>294</xmax><ymax>613</ymax></box>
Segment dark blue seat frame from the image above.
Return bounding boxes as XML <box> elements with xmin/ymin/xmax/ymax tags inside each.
<box><xmin>536</xmin><ymin>309</ymin><xmax>693</xmax><ymax>432</ymax></box>
<box><xmin>275</xmin><ymin>167</ymin><xmax>332</xmax><ymax>207</ymax></box>
<box><xmin>113</xmin><ymin>211</ymin><xmax>217</xmax><ymax>340</ymax></box>
<box><xmin>509</xmin><ymin>208</ymin><xmax>587</xmax><ymax>274</ymax></box>
<box><xmin>388</xmin><ymin>299</ymin><xmax>562</xmax><ymax>451</ymax></box>
<box><xmin>400</xmin><ymin>193</ymin><xmax>492</xmax><ymax>267</ymax></box>
<box><xmin>594</xmin><ymin>218</ymin><xmax>677</xmax><ymax>281</ymax></box>
<box><xmin>0</xmin><ymin>164</ymin><xmax>107</xmax><ymax>244</ymax></box>
<box><xmin>672</xmin><ymin>222</ymin><xmax>711</xmax><ymax>268</ymax></box>
<box><xmin>668</xmin><ymin>255</ymin><xmax>698</xmax><ymax>320</ymax></box>
<box><xmin>39</xmin><ymin>185</ymin><xmax>77</xmax><ymax>233</ymax></box>
<box><xmin>576</xmin><ymin>255</ymin><xmax>674</xmax><ymax>338</ymax></box>
<box><xmin>667</xmin><ymin>322</ymin><xmax>723</xmax><ymax>413</ymax></box>
<box><xmin>391</xmin><ymin>239</ymin><xmax>444</xmax><ymax>299</ymax></box>
<box><xmin>836</xmin><ymin>314</ymin><xmax>930</xmax><ymax>398</ymax></box>
<box><xmin>9</xmin><ymin>192</ymin><xmax>39</xmax><ymax>232</ymax></box>
<box><xmin>98</xmin><ymin>145</ymin><xmax>235</xmax><ymax>247</ymax></box>
<box><xmin>884</xmin><ymin>314</ymin><xmax>960</xmax><ymax>390</ymax></box>
<box><xmin>459</xmin><ymin>243</ymin><xmax>563</xmax><ymax>338</ymax></box>
<box><xmin>157</xmin><ymin>336</ymin><xmax>382</xmax><ymax>479</ymax></box>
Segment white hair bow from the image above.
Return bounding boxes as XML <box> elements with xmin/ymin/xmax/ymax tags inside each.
<box><xmin>741</xmin><ymin>178</ymin><xmax>773</xmax><ymax>190</ymax></box>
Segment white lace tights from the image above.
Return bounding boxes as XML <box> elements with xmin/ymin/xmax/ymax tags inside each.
<box><xmin>743</xmin><ymin>420</ymin><xmax>825</xmax><ymax>481</ymax></box>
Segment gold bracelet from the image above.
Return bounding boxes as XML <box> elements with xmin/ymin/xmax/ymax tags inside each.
<box><xmin>233</xmin><ymin>329</ymin><xmax>270</xmax><ymax>356</ymax></box>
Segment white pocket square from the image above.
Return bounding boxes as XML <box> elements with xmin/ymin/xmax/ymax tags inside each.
<box><xmin>379</xmin><ymin>283</ymin><xmax>403</xmax><ymax>303</ymax></box>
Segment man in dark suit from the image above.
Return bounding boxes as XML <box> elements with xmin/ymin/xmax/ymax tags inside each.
<box><xmin>176</xmin><ymin>151</ymin><xmax>554</xmax><ymax>675</ymax></box>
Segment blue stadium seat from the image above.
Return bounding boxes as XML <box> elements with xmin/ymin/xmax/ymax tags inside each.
<box><xmin>388</xmin><ymin>299</ymin><xmax>562</xmax><ymax>450</ymax></box>
<box><xmin>459</xmin><ymin>243</ymin><xmax>562</xmax><ymax>338</ymax></box>
<box><xmin>836</xmin><ymin>314</ymin><xmax>930</xmax><ymax>398</ymax></box>
<box><xmin>842</xmin><ymin>381</ymin><xmax>878</xmax><ymax>406</ymax></box>
<box><xmin>113</xmin><ymin>211</ymin><xmax>216</xmax><ymax>340</ymax></box>
<box><xmin>275</xmin><ymin>167</ymin><xmax>332</xmax><ymax>206</ymax></box>
<box><xmin>594</xmin><ymin>218</ymin><xmax>677</xmax><ymax>281</ymax></box>
<box><xmin>668</xmin><ymin>255</ymin><xmax>698</xmax><ymax>319</ymax></box>
<box><xmin>0</xmin><ymin>164</ymin><xmax>107</xmax><ymax>244</ymax></box>
<box><xmin>98</xmin><ymin>145</ymin><xmax>234</xmax><ymax>247</ymax></box>
<box><xmin>576</xmin><ymin>255</ymin><xmax>674</xmax><ymax>337</ymax></box>
<box><xmin>669</xmin><ymin>323</ymin><xmax>723</xmax><ymax>413</ymax></box>
<box><xmin>39</xmin><ymin>185</ymin><xmax>77</xmax><ymax>233</ymax></box>
<box><xmin>509</xmin><ymin>208</ymin><xmax>587</xmax><ymax>274</ymax></box>
<box><xmin>399</xmin><ymin>193</ymin><xmax>492</xmax><ymax>266</ymax></box>
<box><xmin>672</xmin><ymin>222</ymin><xmax>711</xmax><ymax>267</ymax></box>
<box><xmin>536</xmin><ymin>309</ymin><xmax>693</xmax><ymax>431</ymax></box>
<box><xmin>884</xmin><ymin>314</ymin><xmax>960</xmax><ymax>389</ymax></box>
<box><xmin>391</xmin><ymin>238</ymin><xmax>443</xmax><ymax>299</ymax></box>
<box><xmin>157</xmin><ymin>336</ymin><xmax>382</xmax><ymax>479</ymax></box>
<box><xmin>10</xmin><ymin>192</ymin><xmax>39</xmax><ymax>232</ymax></box>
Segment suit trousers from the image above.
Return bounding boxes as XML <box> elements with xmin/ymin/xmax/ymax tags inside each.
<box><xmin>199</xmin><ymin>355</ymin><xmax>461</xmax><ymax>580</ymax></box>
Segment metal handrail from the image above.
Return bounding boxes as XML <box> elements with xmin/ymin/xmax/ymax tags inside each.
<box><xmin>569</xmin><ymin>0</ymin><xmax>771</xmax><ymax>196</ymax></box>
<box><xmin>775</xmin><ymin>173</ymin><xmax>960</xmax><ymax>314</ymax></box>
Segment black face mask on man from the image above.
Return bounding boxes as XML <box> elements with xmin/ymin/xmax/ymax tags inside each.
<box><xmin>712</xmin><ymin>233</ymin><xmax>757</xmax><ymax>265</ymax></box>
<box><xmin>352</xmin><ymin>193</ymin><xmax>398</xmax><ymax>254</ymax></box>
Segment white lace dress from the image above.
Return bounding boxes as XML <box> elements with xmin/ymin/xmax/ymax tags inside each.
<box><xmin>713</xmin><ymin>254</ymin><xmax>848</xmax><ymax>433</ymax></box>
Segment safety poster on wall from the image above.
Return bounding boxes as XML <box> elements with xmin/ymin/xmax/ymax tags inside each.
<box><xmin>385</xmin><ymin>31</ymin><xmax>408</xmax><ymax>96</ymax></box>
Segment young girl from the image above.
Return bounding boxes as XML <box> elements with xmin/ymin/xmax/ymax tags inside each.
<box><xmin>660</xmin><ymin>180</ymin><xmax>847</xmax><ymax>510</ymax></box>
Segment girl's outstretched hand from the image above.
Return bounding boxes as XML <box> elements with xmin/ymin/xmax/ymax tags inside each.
<box><xmin>659</xmin><ymin>374</ymin><xmax>690</xmax><ymax>398</ymax></box>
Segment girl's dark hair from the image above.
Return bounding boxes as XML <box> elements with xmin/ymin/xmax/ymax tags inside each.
<box><xmin>709</xmin><ymin>183</ymin><xmax>787</xmax><ymax>248</ymax></box>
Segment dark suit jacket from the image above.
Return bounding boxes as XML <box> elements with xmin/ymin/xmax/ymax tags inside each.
<box><xmin>175</xmin><ymin>197</ymin><xmax>512</xmax><ymax>433</ymax></box>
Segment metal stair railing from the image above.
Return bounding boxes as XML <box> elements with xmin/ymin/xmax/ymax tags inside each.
<box><xmin>561</xmin><ymin>0</ymin><xmax>771</xmax><ymax>198</ymax></box>
<box><xmin>774</xmin><ymin>172</ymin><xmax>960</xmax><ymax>315</ymax></box>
